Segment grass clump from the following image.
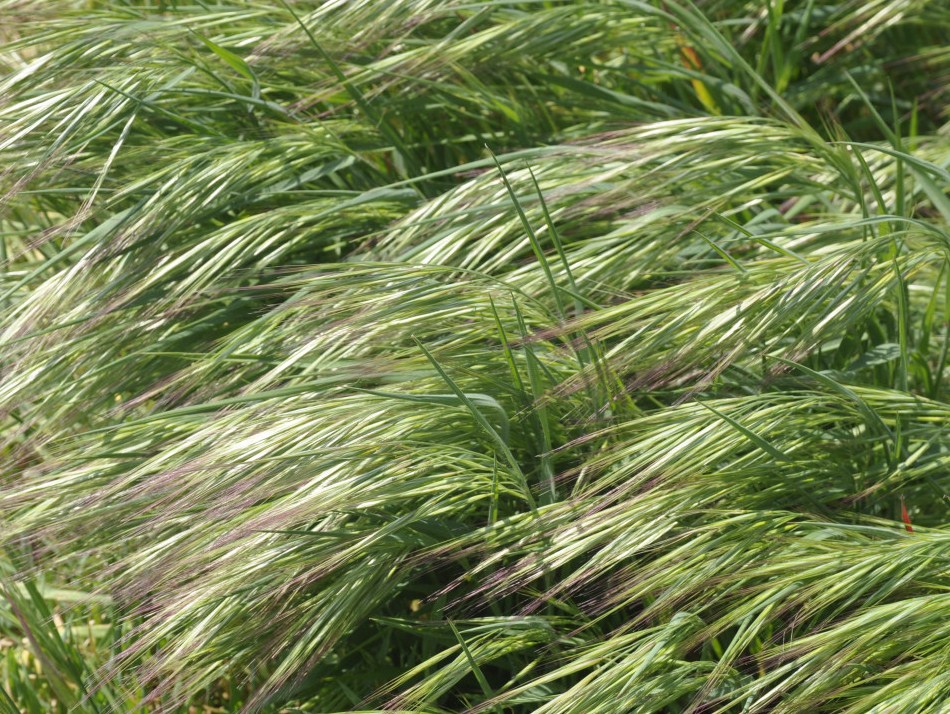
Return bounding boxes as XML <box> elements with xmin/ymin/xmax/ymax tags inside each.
<box><xmin>0</xmin><ymin>0</ymin><xmax>949</xmax><ymax>712</ymax></box>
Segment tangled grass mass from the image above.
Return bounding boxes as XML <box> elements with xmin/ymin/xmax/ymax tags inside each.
<box><xmin>1</xmin><ymin>0</ymin><xmax>950</xmax><ymax>711</ymax></box>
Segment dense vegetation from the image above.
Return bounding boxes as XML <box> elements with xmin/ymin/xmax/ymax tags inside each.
<box><xmin>1</xmin><ymin>0</ymin><xmax>949</xmax><ymax>711</ymax></box>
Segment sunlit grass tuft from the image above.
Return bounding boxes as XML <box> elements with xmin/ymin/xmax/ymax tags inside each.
<box><xmin>0</xmin><ymin>0</ymin><xmax>948</xmax><ymax>712</ymax></box>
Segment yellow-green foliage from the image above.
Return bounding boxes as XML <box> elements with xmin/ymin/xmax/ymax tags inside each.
<box><xmin>0</xmin><ymin>1</ymin><xmax>949</xmax><ymax>712</ymax></box>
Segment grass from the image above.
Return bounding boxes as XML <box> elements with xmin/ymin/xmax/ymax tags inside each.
<box><xmin>0</xmin><ymin>0</ymin><xmax>948</xmax><ymax>711</ymax></box>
